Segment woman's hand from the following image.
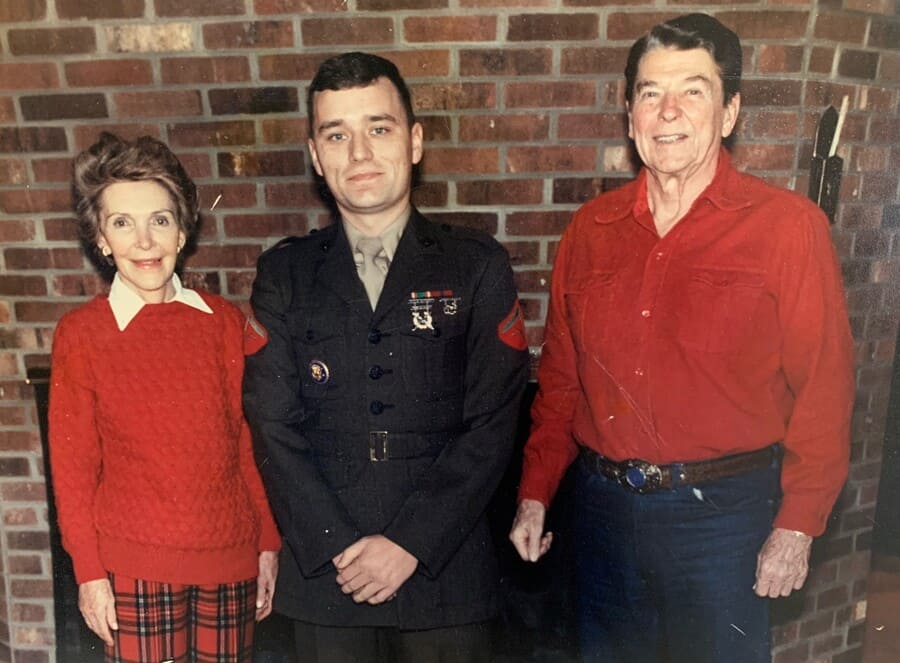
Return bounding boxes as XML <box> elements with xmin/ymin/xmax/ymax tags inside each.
<box><xmin>78</xmin><ymin>578</ymin><xmax>118</xmax><ymax>646</ymax></box>
<box><xmin>256</xmin><ymin>550</ymin><xmax>279</xmax><ymax>621</ymax></box>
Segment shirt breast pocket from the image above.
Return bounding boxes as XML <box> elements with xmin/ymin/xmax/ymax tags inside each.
<box><xmin>677</xmin><ymin>268</ymin><xmax>766</xmax><ymax>354</ymax></box>
<box><xmin>400</xmin><ymin>320</ymin><xmax>467</xmax><ymax>402</ymax></box>
<box><xmin>563</xmin><ymin>270</ymin><xmax>617</xmax><ymax>349</ymax></box>
<box><xmin>285</xmin><ymin>309</ymin><xmax>347</xmax><ymax>399</ymax></box>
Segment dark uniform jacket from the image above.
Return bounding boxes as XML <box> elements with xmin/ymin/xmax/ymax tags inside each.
<box><xmin>243</xmin><ymin>210</ymin><xmax>529</xmax><ymax>629</ymax></box>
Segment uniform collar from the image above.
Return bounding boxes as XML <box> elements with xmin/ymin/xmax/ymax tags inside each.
<box><xmin>592</xmin><ymin>147</ymin><xmax>752</xmax><ymax>225</ymax></box>
<box><xmin>342</xmin><ymin>206</ymin><xmax>411</xmax><ymax>264</ymax></box>
<box><xmin>107</xmin><ymin>272</ymin><xmax>213</xmax><ymax>331</ymax></box>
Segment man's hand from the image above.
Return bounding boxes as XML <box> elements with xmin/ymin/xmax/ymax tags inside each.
<box><xmin>509</xmin><ymin>498</ymin><xmax>553</xmax><ymax>562</ymax></box>
<box><xmin>78</xmin><ymin>578</ymin><xmax>118</xmax><ymax>646</ymax></box>
<box><xmin>754</xmin><ymin>527</ymin><xmax>813</xmax><ymax>598</ymax></box>
<box><xmin>255</xmin><ymin>550</ymin><xmax>279</xmax><ymax>621</ymax></box>
<box><xmin>333</xmin><ymin>535</ymin><xmax>418</xmax><ymax>605</ymax></box>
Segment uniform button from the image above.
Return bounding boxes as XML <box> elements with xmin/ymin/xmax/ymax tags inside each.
<box><xmin>641</xmin><ymin>309</ymin><xmax>651</xmax><ymax>318</ymax></box>
<box><xmin>431</xmin><ymin>327</ymin><xmax>442</xmax><ymax>338</ymax></box>
<box><xmin>368</xmin><ymin>365</ymin><xmax>384</xmax><ymax>380</ymax></box>
<box><xmin>368</xmin><ymin>329</ymin><xmax>381</xmax><ymax>344</ymax></box>
<box><xmin>369</xmin><ymin>400</ymin><xmax>385</xmax><ymax>415</ymax></box>
<box><xmin>305</xmin><ymin>330</ymin><xmax>315</xmax><ymax>341</ymax></box>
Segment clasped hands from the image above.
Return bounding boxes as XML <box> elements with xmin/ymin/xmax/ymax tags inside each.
<box><xmin>333</xmin><ymin>534</ymin><xmax>418</xmax><ymax>605</ymax></box>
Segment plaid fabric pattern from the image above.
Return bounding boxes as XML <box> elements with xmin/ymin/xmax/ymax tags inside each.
<box><xmin>107</xmin><ymin>573</ymin><xmax>257</xmax><ymax>663</ymax></box>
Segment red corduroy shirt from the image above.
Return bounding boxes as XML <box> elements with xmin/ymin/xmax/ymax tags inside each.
<box><xmin>519</xmin><ymin>150</ymin><xmax>854</xmax><ymax>536</ymax></box>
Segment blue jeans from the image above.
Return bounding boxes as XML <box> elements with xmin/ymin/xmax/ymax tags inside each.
<box><xmin>573</xmin><ymin>455</ymin><xmax>778</xmax><ymax>663</ymax></box>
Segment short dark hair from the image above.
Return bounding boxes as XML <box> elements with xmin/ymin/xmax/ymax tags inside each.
<box><xmin>624</xmin><ymin>13</ymin><xmax>742</xmax><ymax>107</ymax></box>
<box><xmin>306</xmin><ymin>52</ymin><xmax>416</xmax><ymax>136</ymax></box>
<box><xmin>72</xmin><ymin>132</ymin><xmax>199</xmax><ymax>273</ymax></box>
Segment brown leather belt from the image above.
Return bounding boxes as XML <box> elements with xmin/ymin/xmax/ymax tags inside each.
<box><xmin>579</xmin><ymin>445</ymin><xmax>779</xmax><ymax>494</ymax></box>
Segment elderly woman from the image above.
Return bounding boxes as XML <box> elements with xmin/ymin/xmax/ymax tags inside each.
<box><xmin>49</xmin><ymin>132</ymin><xmax>281</xmax><ymax>663</ymax></box>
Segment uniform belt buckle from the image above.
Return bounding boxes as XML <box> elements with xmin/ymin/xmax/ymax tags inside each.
<box><xmin>619</xmin><ymin>458</ymin><xmax>663</xmax><ymax>494</ymax></box>
<box><xmin>369</xmin><ymin>431</ymin><xmax>389</xmax><ymax>462</ymax></box>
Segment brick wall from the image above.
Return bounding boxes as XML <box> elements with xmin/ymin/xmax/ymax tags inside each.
<box><xmin>1</xmin><ymin>1</ymin><xmax>897</xmax><ymax>662</ymax></box>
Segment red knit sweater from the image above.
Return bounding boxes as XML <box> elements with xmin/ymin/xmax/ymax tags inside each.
<box><xmin>49</xmin><ymin>291</ymin><xmax>281</xmax><ymax>585</ymax></box>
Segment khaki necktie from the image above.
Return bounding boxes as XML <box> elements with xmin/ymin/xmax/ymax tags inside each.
<box><xmin>356</xmin><ymin>236</ymin><xmax>390</xmax><ymax>309</ymax></box>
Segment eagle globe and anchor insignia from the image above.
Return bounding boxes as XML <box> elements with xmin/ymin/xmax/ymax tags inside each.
<box><xmin>309</xmin><ymin>359</ymin><xmax>330</xmax><ymax>385</ymax></box>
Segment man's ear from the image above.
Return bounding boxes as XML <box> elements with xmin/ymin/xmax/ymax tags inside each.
<box><xmin>721</xmin><ymin>92</ymin><xmax>740</xmax><ymax>138</ymax></box>
<box><xmin>410</xmin><ymin>122</ymin><xmax>424</xmax><ymax>166</ymax></box>
<box><xmin>626</xmin><ymin>102</ymin><xmax>634</xmax><ymax>140</ymax></box>
<box><xmin>307</xmin><ymin>138</ymin><xmax>324</xmax><ymax>177</ymax></box>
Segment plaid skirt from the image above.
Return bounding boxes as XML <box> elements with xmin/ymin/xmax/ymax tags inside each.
<box><xmin>106</xmin><ymin>572</ymin><xmax>257</xmax><ymax>663</ymax></box>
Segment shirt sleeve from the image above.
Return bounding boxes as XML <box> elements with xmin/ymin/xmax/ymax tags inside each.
<box><xmin>517</xmin><ymin>221</ymin><xmax>583</xmax><ymax>507</ymax></box>
<box><xmin>48</xmin><ymin>314</ymin><xmax>107</xmax><ymax>584</ymax></box>
<box><xmin>772</xmin><ymin>205</ymin><xmax>855</xmax><ymax>536</ymax></box>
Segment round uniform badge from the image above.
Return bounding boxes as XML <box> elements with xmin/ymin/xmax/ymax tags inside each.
<box><xmin>309</xmin><ymin>359</ymin><xmax>330</xmax><ymax>384</ymax></box>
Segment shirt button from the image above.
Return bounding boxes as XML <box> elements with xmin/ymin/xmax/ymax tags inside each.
<box><xmin>634</xmin><ymin>368</ymin><xmax>644</xmax><ymax>377</ymax></box>
<box><xmin>641</xmin><ymin>309</ymin><xmax>651</xmax><ymax>318</ymax></box>
<box><xmin>369</xmin><ymin>400</ymin><xmax>385</xmax><ymax>415</ymax></box>
<box><xmin>656</xmin><ymin>252</ymin><xmax>664</xmax><ymax>260</ymax></box>
<box><xmin>367</xmin><ymin>329</ymin><xmax>381</xmax><ymax>344</ymax></box>
<box><xmin>368</xmin><ymin>365</ymin><xmax>384</xmax><ymax>380</ymax></box>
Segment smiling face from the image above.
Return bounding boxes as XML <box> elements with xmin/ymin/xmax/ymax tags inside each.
<box><xmin>307</xmin><ymin>77</ymin><xmax>423</xmax><ymax>235</ymax></box>
<box><xmin>627</xmin><ymin>47</ymin><xmax>740</xmax><ymax>185</ymax></box>
<box><xmin>96</xmin><ymin>179</ymin><xmax>185</xmax><ymax>304</ymax></box>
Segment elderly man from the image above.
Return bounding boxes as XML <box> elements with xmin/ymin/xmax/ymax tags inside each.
<box><xmin>243</xmin><ymin>52</ymin><xmax>529</xmax><ymax>663</ymax></box>
<box><xmin>509</xmin><ymin>13</ymin><xmax>854</xmax><ymax>663</ymax></box>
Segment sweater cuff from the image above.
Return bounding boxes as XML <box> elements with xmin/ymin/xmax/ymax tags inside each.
<box><xmin>73</xmin><ymin>554</ymin><xmax>108</xmax><ymax>585</ymax></box>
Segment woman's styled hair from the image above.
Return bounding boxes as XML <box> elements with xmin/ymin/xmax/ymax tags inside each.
<box><xmin>71</xmin><ymin>132</ymin><xmax>199</xmax><ymax>273</ymax></box>
<box><xmin>624</xmin><ymin>13</ymin><xmax>742</xmax><ymax>107</ymax></box>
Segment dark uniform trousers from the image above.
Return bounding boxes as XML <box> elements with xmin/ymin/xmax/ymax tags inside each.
<box><xmin>243</xmin><ymin>210</ymin><xmax>530</xmax><ymax>661</ymax></box>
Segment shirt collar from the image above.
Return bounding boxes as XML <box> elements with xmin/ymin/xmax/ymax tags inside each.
<box><xmin>107</xmin><ymin>272</ymin><xmax>213</xmax><ymax>331</ymax></box>
<box><xmin>342</xmin><ymin>206</ymin><xmax>411</xmax><ymax>263</ymax></box>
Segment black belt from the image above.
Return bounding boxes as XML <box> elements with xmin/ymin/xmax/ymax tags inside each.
<box><xmin>305</xmin><ymin>430</ymin><xmax>456</xmax><ymax>462</ymax></box>
<box><xmin>579</xmin><ymin>445</ymin><xmax>779</xmax><ymax>494</ymax></box>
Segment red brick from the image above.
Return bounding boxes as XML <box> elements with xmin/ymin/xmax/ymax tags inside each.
<box><xmin>816</xmin><ymin>585</ymin><xmax>850</xmax><ymax>610</ymax></box>
<box><xmin>507</xmin><ymin>211</ymin><xmax>573</xmax><ymax>236</ymax></box>
<box><xmin>870</xmin><ymin>17</ymin><xmax>900</xmax><ymax>50</ymax></box>
<box><xmin>404</xmin><ymin>16</ymin><xmax>497</xmax><ymax>43</ymax></box>
<box><xmin>224</xmin><ymin>213</ymin><xmax>308</xmax><ymax>238</ymax></box>
<box><xmin>422</xmin><ymin>147</ymin><xmax>498</xmax><ymax>175</ymax></box>
<box><xmin>7</xmin><ymin>532</ymin><xmax>50</xmax><ymax>553</ymax></box>
<box><xmin>43</xmin><ymin>218</ymin><xmax>80</xmax><ymax>242</ymax></box>
<box><xmin>741</xmin><ymin>80</ymin><xmax>802</xmax><ymax>107</ymax></box>
<box><xmin>561</xmin><ymin>47</ymin><xmax>630</xmax><ymax>75</ymax></box>
<box><xmin>757</xmin><ymin>45</ymin><xmax>803</xmax><ymax>74</ymax></box>
<box><xmin>264</xmin><ymin>182</ymin><xmax>323</xmax><ymax>209</ymax></box>
<box><xmin>412</xmin><ymin>83</ymin><xmax>496</xmax><ymax>111</ymax></box>
<box><xmin>419</xmin><ymin>116</ymin><xmax>452</xmax><ymax>142</ymax></box>
<box><xmin>0</xmin><ymin>160</ymin><xmax>27</xmax><ymax>185</ymax></box>
<box><xmin>203</xmin><ymin>21</ymin><xmax>294</xmax><ymax>49</ymax></box>
<box><xmin>459</xmin><ymin>115</ymin><xmax>549</xmax><ymax>142</ymax></box>
<box><xmin>375</xmin><ymin>50</ymin><xmax>450</xmax><ymax>78</ymax></box>
<box><xmin>73</xmin><ymin>123</ymin><xmax>161</xmax><ymax>150</ymax></box>
<box><xmin>507</xmin><ymin>81</ymin><xmax>595</xmax><ymax>109</ymax></box>
<box><xmin>741</xmin><ymin>111</ymin><xmax>801</xmax><ymax>140</ymax></box>
<box><xmin>3</xmin><ymin>505</ymin><xmax>38</xmax><ymax>526</ymax></box>
<box><xmin>32</xmin><ymin>157</ymin><xmax>74</xmax><ymax>183</ymax></box>
<box><xmin>209</xmin><ymin>87</ymin><xmax>298</xmax><ymax>115</ymax></box>
<box><xmin>461</xmin><ymin>0</ymin><xmax>552</xmax><ymax>5</ymax></box>
<box><xmin>51</xmin><ymin>274</ymin><xmax>108</xmax><ymax>298</ymax></box>
<box><xmin>459</xmin><ymin>48</ymin><xmax>551</xmax><ymax>76</ymax></box>
<box><xmin>513</xmin><ymin>269</ymin><xmax>551</xmax><ymax>294</ymax></box>
<box><xmin>732</xmin><ymin>144</ymin><xmax>795</xmax><ymax>171</ymax></box>
<box><xmin>772</xmin><ymin>642</ymin><xmax>810</xmax><ymax>663</ymax></box>
<box><xmin>852</xmin><ymin>145</ymin><xmax>891</xmax><ymax>172</ymax></box>
<box><xmin>457</xmin><ymin>179</ymin><xmax>542</xmax><ymax>206</ymax></box>
<box><xmin>168</xmin><ymin>121</ymin><xmax>256</xmax><ymax>147</ymax></box>
<box><xmin>559</xmin><ymin>113</ymin><xmax>627</xmax><ymax>141</ymax></box>
<box><xmin>161</xmin><ymin>56</ymin><xmax>250</xmax><ymax>84</ymax></box>
<box><xmin>260</xmin><ymin>52</ymin><xmax>336</xmax><ymax>81</ymax></box>
<box><xmin>65</xmin><ymin>59</ymin><xmax>154</xmax><ymax>87</ymax></box>
<box><xmin>607</xmin><ymin>12</ymin><xmax>680</xmax><ymax>41</ymax></box>
<box><xmin>815</xmin><ymin>12</ymin><xmax>868</xmax><ymax>43</ymax></box>
<box><xmin>810</xmin><ymin>47</ymin><xmax>835</xmax><ymax>74</ymax></box>
<box><xmin>218</xmin><ymin>151</ymin><xmax>305</xmax><ymax>178</ymax></box>
<box><xmin>719</xmin><ymin>11</ymin><xmax>808</xmax><ymax>39</ymax></box>
<box><xmin>191</xmin><ymin>244</ymin><xmax>262</xmax><ymax>268</ymax></box>
<box><xmin>182</xmin><ymin>271</ymin><xmax>221</xmax><ymax>294</ymax></box>
<box><xmin>0</xmin><ymin>2</ymin><xmax>46</xmax><ymax>22</ymax></box>
<box><xmin>0</xmin><ymin>220</ymin><xmax>37</xmax><ymax>243</ymax></box>
<box><xmin>507</xmin><ymin>146</ymin><xmax>596</xmax><ymax>173</ymax></box>
<box><xmin>20</xmin><ymin>93</ymin><xmax>107</xmax><ymax>121</ymax></box>
<box><xmin>3</xmin><ymin>248</ymin><xmax>82</xmax><ymax>270</ymax></box>
<box><xmin>255</xmin><ymin>0</ymin><xmax>348</xmax><ymax>11</ymax></box>
<box><xmin>8</xmin><ymin>28</ymin><xmax>96</xmax><ymax>56</ymax></box>
<box><xmin>0</xmin><ymin>406</ymin><xmax>27</xmax><ymax>426</ymax></box>
<box><xmin>57</xmin><ymin>0</ymin><xmax>143</xmax><ymax>18</ymax></box>
<box><xmin>8</xmin><ymin>555</ymin><xmax>43</xmax><ymax>576</ymax></box>
<box><xmin>361</xmin><ymin>0</ymin><xmax>446</xmax><ymax>7</ymax></box>
<box><xmin>9</xmin><ymin>647</ymin><xmax>49</xmax><ymax>663</ymax></box>
<box><xmin>0</xmin><ymin>97</ymin><xmax>15</xmax><ymax>121</ymax></box>
<box><xmin>0</xmin><ymin>429</ymin><xmax>41</xmax><ymax>453</ymax></box>
<box><xmin>0</xmin><ymin>276</ymin><xmax>46</xmax><ymax>297</ymax></box>
<box><xmin>10</xmin><ymin>603</ymin><xmax>46</xmax><ymax>622</ymax></box>
<box><xmin>156</xmin><ymin>0</ymin><xmax>245</xmax><ymax>16</ymax></box>
<box><xmin>262</xmin><ymin>118</ymin><xmax>308</xmax><ymax>144</ymax></box>
<box><xmin>16</xmin><ymin>301</ymin><xmax>84</xmax><ymax>322</ymax></box>
<box><xmin>114</xmin><ymin>90</ymin><xmax>202</xmax><ymax>118</ymax></box>
<box><xmin>508</xmin><ymin>13</ymin><xmax>598</xmax><ymax>41</ymax></box>
<box><xmin>301</xmin><ymin>18</ymin><xmax>393</xmax><ymax>46</ymax></box>
<box><xmin>552</xmin><ymin>177</ymin><xmax>604</xmax><ymax>205</ymax></box>
<box><xmin>838</xmin><ymin>50</ymin><xmax>879</xmax><ymax>80</ymax></box>
<box><xmin>0</xmin><ymin>189</ymin><xmax>70</xmax><ymax>214</ymax></box>
<box><xmin>799</xmin><ymin>611</ymin><xmax>834</xmax><ymax>638</ymax></box>
<box><xmin>501</xmin><ymin>241</ymin><xmax>540</xmax><ymax>266</ymax></box>
<box><xmin>411</xmin><ymin>181</ymin><xmax>448</xmax><ymax>208</ymax></box>
<box><xmin>224</xmin><ymin>271</ymin><xmax>257</xmax><ymax>298</ymax></box>
<box><xmin>0</xmin><ymin>63</ymin><xmax>59</xmax><ymax>90</ymax></box>
<box><xmin>197</xmin><ymin>183</ymin><xmax>258</xmax><ymax>209</ymax></box>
